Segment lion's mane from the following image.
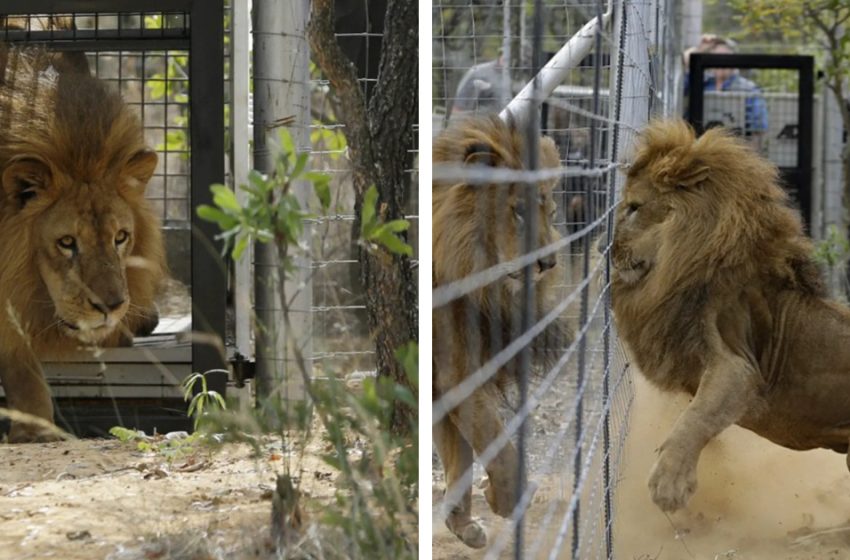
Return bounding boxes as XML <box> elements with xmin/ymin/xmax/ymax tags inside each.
<box><xmin>433</xmin><ymin>115</ymin><xmax>572</xmax><ymax>389</ymax></box>
<box><xmin>612</xmin><ymin>120</ymin><xmax>823</xmax><ymax>392</ymax></box>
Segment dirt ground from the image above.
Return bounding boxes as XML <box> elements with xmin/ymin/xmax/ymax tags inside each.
<box><xmin>0</xmin><ymin>437</ymin><xmax>338</xmax><ymax>559</ymax></box>
<box><xmin>432</xmin><ymin>374</ymin><xmax>850</xmax><ymax>559</ymax></box>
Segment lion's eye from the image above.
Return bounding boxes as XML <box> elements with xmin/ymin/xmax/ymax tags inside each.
<box><xmin>115</xmin><ymin>230</ymin><xmax>130</xmax><ymax>246</ymax></box>
<box><xmin>57</xmin><ymin>235</ymin><xmax>76</xmax><ymax>251</ymax></box>
<box><xmin>627</xmin><ymin>202</ymin><xmax>641</xmax><ymax>214</ymax></box>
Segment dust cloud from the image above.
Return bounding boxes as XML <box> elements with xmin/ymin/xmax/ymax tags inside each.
<box><xmin>615</xmin><ymin>375</ymin><xmax>850</xmax><ymax>559</ymax></box>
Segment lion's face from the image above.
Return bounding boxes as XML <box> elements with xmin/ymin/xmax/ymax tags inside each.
<box><xmin>432</xmin><ymin>116</ymin><xmax>564</xmax><ymax>299</ymax></box>
<box><xmin>611</xmin><ymin>174</ymin><xmax>671</xmax><ymax>286</ymax></box>
<box><xmin>2</xmin><ymin>150</ymin><xmax>158</xmax><ymax>345</ymax></box>
<box><xmin>34</xmin><ymin>192</ymin><xmax>135</xmax><ymax>343</ymax></box>
<box><xmin>499</xmin><ymin>185</ymin><xmax>560</xmax><ymax>294</ymax></box>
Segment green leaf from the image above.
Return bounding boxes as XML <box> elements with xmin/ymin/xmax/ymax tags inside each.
<box><xmin>313</xmin><ymin>177</ymin><xmax>331</xmax><ymax>211</ymax></box>
<box><xmin>109</xmin><ymin>426</ymin><xmax>140</xmax><ymax>442</ymax></box>
<box><xmin>278</xmin><ymin>128</ymin><xmax>295</xmax><ymax>160</ymax></box>
<box><xmin>211</xmin><ymin>184</ymin><xmax>241</xmax><ymax>212</ymax></box>
<box><xmin>382</xmin><ymin>219</ymin><xmax>410</xmax><ymax>233</ymax></box>
<box><xmin>361</xmin><ymin>185</ymin><xmax>379</xmax><ymax>235</ymax></box>
<box><xmin>197</xmin><ymin>205</ymin><xmax>238</xmax><ymax>229</ymax></box>
<box><xmin>208</xmin><ymin>391</ymin><xmax>227</xmax><ymax>410</ymax></box>
<box><xmin>375</xmin><ymin>230</ymin><xmax>413</xmax><ymax>256</ymax></box>
<box><xmin>232</xmin><ymin>236</ymin><xmax>249</xmax><ymax>260</ymax></box>
<box><xmin>292</xmin><ymin>152</ymin><xmax>309</xmax><ymax>178</ymax></box>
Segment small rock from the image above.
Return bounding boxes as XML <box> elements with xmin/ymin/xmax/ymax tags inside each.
<box><xmin>66</xmin><ymin>530</ymin><xmax>91</xmax><ymax>541</ymax></box>
<box><xmin>165</xmin><ymin>431</ymin><xmax>189</xmax><ymax>441</ymax></box>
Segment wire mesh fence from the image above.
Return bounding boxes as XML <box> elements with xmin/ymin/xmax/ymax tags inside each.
<box><xmin>431</xmin><ymin>0</ymin><xmax>674</xmax><ymax>557</ymax></box>
<box><xmin>306</xmin><ymin>0</ymin><xmax>419</xmax><ymax>384</ymax></box>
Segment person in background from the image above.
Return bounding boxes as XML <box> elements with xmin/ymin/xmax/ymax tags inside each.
<box><xmin>450</xmin><ymin>51</ymin><xmax>509</xmax><ymax>120</ymax></box>
<box><xmin>684</xmin><ymin>34</ymin><xmax>769</xmax><ymax>152</ymax></box>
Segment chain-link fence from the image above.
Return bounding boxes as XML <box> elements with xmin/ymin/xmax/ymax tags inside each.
<box><xmin>432</xmin><ymin>0</ymin><xmax>674</xmax><ymax>557</ymax></box>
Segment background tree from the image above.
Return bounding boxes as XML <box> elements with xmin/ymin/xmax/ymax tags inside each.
<box><xmin>727</xmin><ymin>0</ymin><xmax>850</xmax><ymax>218</ymax></box>
<box><xmin>308</xmin><ymin>0</ymin><xmax>418</xmax><ymax>435</ymax></box>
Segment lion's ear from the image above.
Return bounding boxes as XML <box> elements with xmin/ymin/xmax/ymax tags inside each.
<box><xmin>677</xmin><ymin>165</ymin><xmax>710</xmax><ymax>188</ymax></box>
<box><xmin>124</xmin><ymin>149</ymin><xmax>158</xmax><ymax>189</ymax></box>
<box><xmin>464</xmin><ymin>142</ymin><xmax>497</xmax><ymax>167</ymax></box>
<box><xmin>2</xmin><ymin>157</ymin><xmax>52</xmax><ymax>207</ymax></box>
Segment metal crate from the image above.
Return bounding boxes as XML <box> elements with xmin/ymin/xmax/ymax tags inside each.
<box><xmin>0</xmin><ymin>0</ymin><xmax>225</xmax><ymax>437</ymax></box>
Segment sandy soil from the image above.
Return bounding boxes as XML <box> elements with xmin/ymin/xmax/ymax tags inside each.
<box><xmin>433</xmin><ymin>374</ymin><xmax>850</xmax><ymax>559</ymax></box>
<box><xmin>0</xmin><ymin>437</ymin><xmax>337</xmax><ymax>559</ymax></box>
<box><xmin>615</xmin><ymin>375</ymin><xmax>850</xmax><ymax>560</ymax></box>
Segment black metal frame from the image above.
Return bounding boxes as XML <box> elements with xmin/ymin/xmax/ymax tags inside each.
<box><xmin>0</xmin><ymin>1</ymin><xmax>227</xmax><ymax>405</ymax></box>
<box><xmin>688</xmin><ymin>53</ymin><xmax>814</xmax><ymax>227</ymax></box>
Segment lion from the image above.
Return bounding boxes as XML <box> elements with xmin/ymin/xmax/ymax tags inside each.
<box><xmin>0</xmin><ymin>46</ymin><xmax>166</xmax><ymax>443</ymax></box>
<box><xmin>433</xmin><ymin>115</ymin><xmax>573</xmax><ymax>548</ymax></box>
<box><xmin>611</xmin><ymin>119</ymin><xmax>850</xmax><ymax>513</ymax></box>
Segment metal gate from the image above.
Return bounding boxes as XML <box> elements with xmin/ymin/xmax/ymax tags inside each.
<box><xmin>687</xmin><ymin>53</ymin><xmax>814</xmax><ymax>227</ymax></box>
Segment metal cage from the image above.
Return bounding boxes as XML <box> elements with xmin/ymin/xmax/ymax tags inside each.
<box><xmin>0</xmin><ymin>0</ymin><xmax>225</xmax><ymax>436</ymax></box>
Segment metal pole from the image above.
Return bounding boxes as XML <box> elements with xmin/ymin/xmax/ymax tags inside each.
<box><xmin>501</xmin><ymin>0</ymin><xmax>512</xmax><ymax>111</ymax></box>
<box><xmin>232</xmin><ymin>0</ymin><xmax>253</xmax><ymax>361</ymax></box>
<box><xmin>252</xmin><ymin>0</ymin><xmax>312</xmax><ymax>402</ymax></box>
<box><xmin>516</xmin><ymin>2</ymin><xmax>543</xmax><ymax>558</ymax></box>
<box><xmin>500</xmin><ymin>1</ymin><xmax>611</xmax><ymax>126</ymax></box>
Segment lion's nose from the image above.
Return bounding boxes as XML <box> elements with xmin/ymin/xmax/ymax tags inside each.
<box><xmin>89</xmin><ymin>298</ymin><xmax>125</xmax><ymax>315</ymax></box>
<box><xmin>538</xmin><ymin>256</ymin><xmax>556</xmax><ymax>272</ymax></box>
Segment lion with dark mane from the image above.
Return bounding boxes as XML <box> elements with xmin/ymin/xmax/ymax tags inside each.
<box><xmin>0</xmin><ymin>46</ymin><xmax>166</xmax><ymax>442</ymax></box>
<box><xmin>433</xmin><ymin>115</ymin><xmax>572</xmax><ymax>548</ymax></box>
<box><xmin>612</xmin><ymin>119</ymin><xmax>850</xmax><ymax>512</ymax></box>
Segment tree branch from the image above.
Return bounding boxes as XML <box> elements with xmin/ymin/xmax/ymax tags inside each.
<box><xmin>307</xmin><ymin>0</ymin><xmax>371</xmax><ymax>186</ymax></box>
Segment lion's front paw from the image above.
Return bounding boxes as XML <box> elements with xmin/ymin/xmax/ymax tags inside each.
<box><xmin>446</xmin><ymin>516</ymin><xmax>487</xmax><ymax>549</ymax></box>
<box><xmin>8</xmin><ymin>423</ymin><xmax>64</xmax><ymax>444</ymax></box>
<box><xmin>484</xmin><ymin>478</ymin><xmax>538</xmax><ymax>518</ymax></box>
<box><xmin>648</xmin><ymin>451</ymin><xmax>697</xmax><ymax>512</ymax></box>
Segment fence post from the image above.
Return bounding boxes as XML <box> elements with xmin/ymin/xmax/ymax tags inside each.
<box><xmin>252</xmin><ymin>0</ymin><xmax>313</xmax><ymax>402</ymax></box>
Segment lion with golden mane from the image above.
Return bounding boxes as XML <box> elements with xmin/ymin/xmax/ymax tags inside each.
<box><xmin>0</xmin><ymin>46</ymin><xmax>166</xmax><ymax>443</ymax></box>
<box><xmin>433</xmin><ymin>115</ymin><xmax>572</xmax><ymax>548</ymax></box>
<box><xmin>611</xmin><ymin>119</ymin><xmax>850</xmax><ymax>512</ymax></box>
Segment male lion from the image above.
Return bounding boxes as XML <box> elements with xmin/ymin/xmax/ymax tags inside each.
<box><xmin>433</xmin><ymin>115</ymin><xmax>573</xmax><ymax>548</ymax></box>
<box><xmin>0</xmin><ymin>46</ymin><xmax>166</xmax><ymax>442</ymax></box>
<box><xmin>611</xmin><ymin>119</ymin><xmax>849</xmax><ymax>512</ymax></box>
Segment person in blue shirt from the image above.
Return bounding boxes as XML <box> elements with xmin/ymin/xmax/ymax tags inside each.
<box><xmin>684</xmin><ymin>35</ymin><xmax>769</xmax><ymax>152</ymax></box>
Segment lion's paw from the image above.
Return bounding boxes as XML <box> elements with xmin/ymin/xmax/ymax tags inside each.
<box><xmin>648</xmin><ymin>452</ymin><xmax>697</xmax><ymax>512</ymax></box>
<box><xmin>446</xmin><ymin>517</ymin><xmax>487</xmax><ymax>549</ymax></box>
<box><xmin>8</xmin><ymin>425</ymin><xmax>63</xmax><ymax>444</ymax></box>
<box><xmin>485</xmin><ymin>478</ymin><xmax>538</xmax><ymax>518</ymax></box>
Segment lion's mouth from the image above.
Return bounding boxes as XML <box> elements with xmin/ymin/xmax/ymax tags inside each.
<box><xmin>58</xmin><ymin>318</ymin><xmax>117</xmax><ymax>343</ymax></box>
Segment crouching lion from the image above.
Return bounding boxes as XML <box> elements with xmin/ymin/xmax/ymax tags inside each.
<box><xmin>0</xmin><ymin>46</ymin><xmax>166</xmax><ymax>443</ymax></box>
<box><xmin>611</xmin><ymin>119</ymin><xmax>850</xmax><ymax>512</ymax></box>
<box><xmin>433</xmin><ymin>115</ymin><xmax>573</xmax><ymax>548</ymax></box>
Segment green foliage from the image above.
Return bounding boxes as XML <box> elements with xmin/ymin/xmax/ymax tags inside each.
<box><xmin>182</xmin><ymin>371</ymin><xmax>228</xmax><ymax>432</ymax></box>
<box><xmin>196</xmin><ymin>128</ymin><xmax>331</xmax><ymax>262</ymax></box>
<box><xmin>108</xmin><ymin>425</ymin><xmax>211</xmax><ymax>459</ymax></box>
<box><xmin>726</xmin><ymin>0</ymin><xmax>850</xmax><ymax>88</ymax></box>
<box><xmin>360</xmin><ymin>185</ymin><xmax>413</xmax><ymax>257</ymax></box>
<box><xmin>310</xmin><ymin>122</ymin><xmax>348</xmax><ymax>161</ymax></box>
<box><xmin>199</xmin><ymin>136</ymin><xmax>417</xmax><ymax>555</ymax></box>
<box><xmin>109</xmin><ymin>426</ymin><xmax>144</xmax><ymax>443</ymax></box>
<box><xmin>813</xmin><ymin>224</ymin><xmax>850</xmax><ymax>267</ymax></box>
<box><xmin>314</xmin><ymin>343</ymin><xmax>419</xmax><ymax>559</ymax></box>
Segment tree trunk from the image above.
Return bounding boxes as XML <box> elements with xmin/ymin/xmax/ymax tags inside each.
<box><xmin>309</xmin><ymin>0</ymin><xmax>418</xmax><ymax>435</ymax></box>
